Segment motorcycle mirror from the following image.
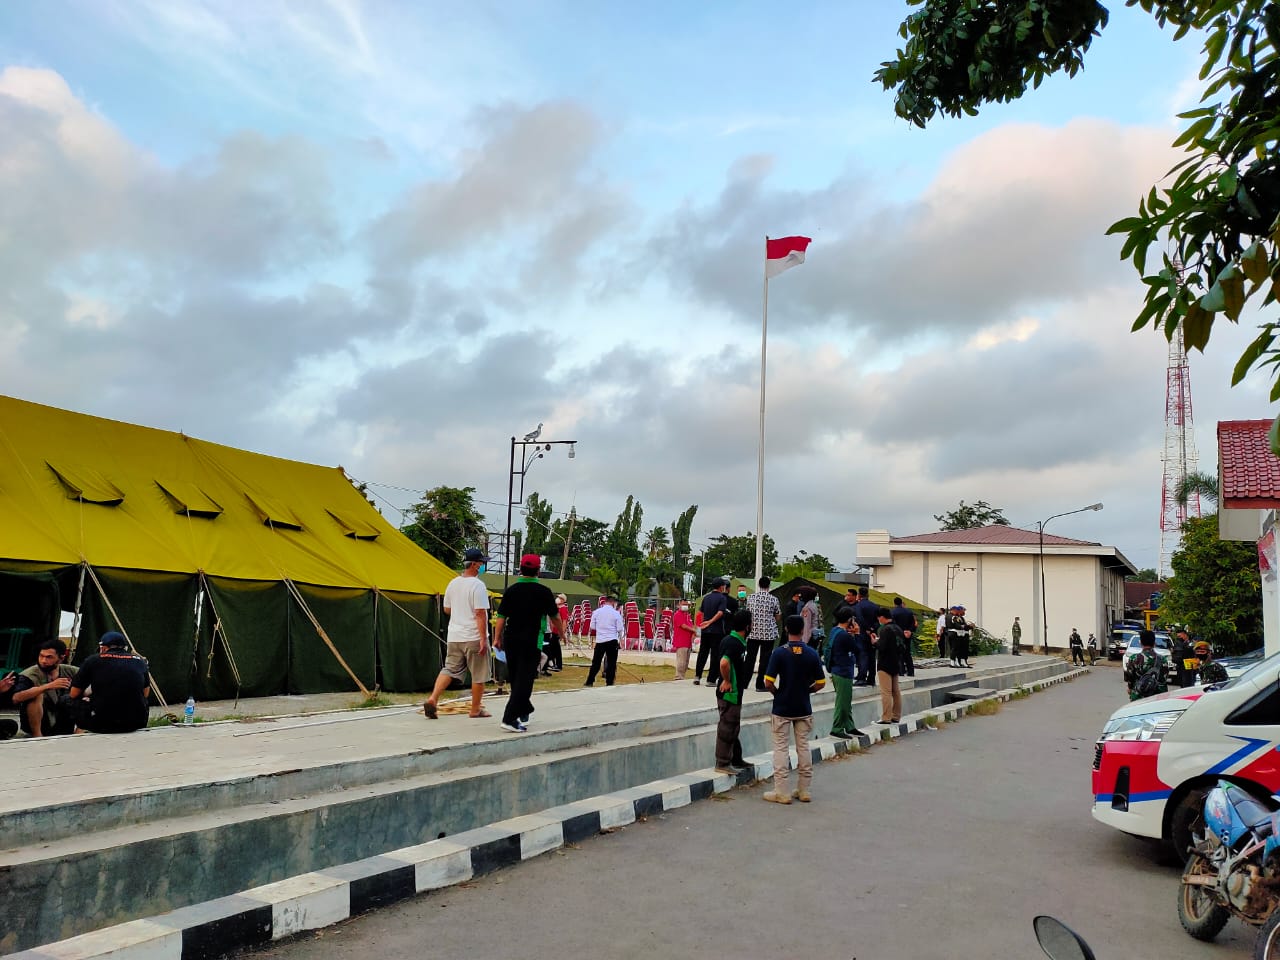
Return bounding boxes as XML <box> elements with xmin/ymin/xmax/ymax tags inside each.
<box><xmin>1033</xmin><ymin>916</ymin><xmax>1096</xmax><ymax>960</ymax></box>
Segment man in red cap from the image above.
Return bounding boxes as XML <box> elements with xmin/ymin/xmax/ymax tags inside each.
<box><xmin>494</xmin><ymin>554</ymin><xmax>563</xmax><ymax>732</ymax></box>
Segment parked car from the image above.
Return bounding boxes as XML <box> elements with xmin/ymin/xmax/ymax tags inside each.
<box><xmin>1217</xmin><ymin>646</ymin><xmax>1265</xmax><ymax>679</ymax></box>
<box><xmin>1120</xmin><ymin>632</ymin><xmax>1176</xmax><ymax>680</ymax></box>
<box><xmin>1110</xmin><ymin>627</ymin><xmax>1171</xmax><ymax>661</ymax></box>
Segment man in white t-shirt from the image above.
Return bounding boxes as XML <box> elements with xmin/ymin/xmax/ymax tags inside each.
<box><xmin>424</xmin><ymin>547</ymin><xmax>492</xmax><ymax>720</ymax></box>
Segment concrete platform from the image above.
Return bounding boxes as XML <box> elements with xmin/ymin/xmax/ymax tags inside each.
<box><xmin>0</xmin><ymin>654</ymin><xmax>1076</xmax><ymax>954</ymax></box>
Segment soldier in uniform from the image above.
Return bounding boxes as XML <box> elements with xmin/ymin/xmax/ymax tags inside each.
<box><xmin>946</xmin><ymin>604</ymin><xmax>972</xmax><ymax>669</ymax></box>
<box><xmin>1193</xmin><ymin>641</ymin><xmax>1229</xmax><ymax>685</ymax></box>
<box><xmin>1124</xmin><ymin>630</ymin><xmax>1169</xmax><ymax>701</ymax></box>
<box><xmin>1010</xmin><ymin>616</ymin><xmax>1022</xmax><ymax>656</ymax></box>
<box><xmin>1170</xmin><ymin>628</ymin><xmax>1197</xmax><ymax>687</ymax></box>
<box><xmin>1069</xmin><ymin>628</ymin><xmax>1085</xmax><ymax>665</ymax></box>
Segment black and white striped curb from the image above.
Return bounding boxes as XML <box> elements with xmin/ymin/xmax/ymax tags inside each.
<box><xmin>11</xmin><ymin>669</ymin><xmax>1085</xmax><ymax>960</ymax></box>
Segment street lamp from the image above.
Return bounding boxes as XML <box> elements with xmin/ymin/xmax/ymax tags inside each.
<box><xmin>1038</xmin><ymin>502</ymin><xmax>1104</xmax><ymax>655</ymax></box>
<box><xmin>505</xmin><ymin>431</ymin><xmax>577</xmax><ymax>589</ymax></box>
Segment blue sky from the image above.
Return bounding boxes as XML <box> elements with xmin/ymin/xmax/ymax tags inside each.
<box><xmin>0</xmin><ymin>1</ymin><xmax>1266</xmax><ymax>579</ymax></box>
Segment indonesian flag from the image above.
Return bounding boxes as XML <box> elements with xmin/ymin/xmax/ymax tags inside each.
<box><xmin>765</xmin><ymin>235</ymin><xmax>811</xmax><ymax>279</ymax></box>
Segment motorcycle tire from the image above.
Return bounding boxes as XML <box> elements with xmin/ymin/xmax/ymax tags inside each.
<box><xmin>1179</xmin><ymin>853</ymin><xmax>1231</xmax><ymax>942</ymax></box>
<box><xmin>1168</xmin><ymin>787</ymin><xmax>1209</xmax><ymax>862</ymax></box>
<box><xmin>1257</xmin><ymin>909</ymin><xmax>1280</xmax><ymax>959</ymax></box>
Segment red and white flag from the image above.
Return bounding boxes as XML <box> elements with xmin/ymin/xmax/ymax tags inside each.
<box><xmin>765</xmin><ymin>235</ymin><xmax>811</xmax><ymax>279</ymax></box>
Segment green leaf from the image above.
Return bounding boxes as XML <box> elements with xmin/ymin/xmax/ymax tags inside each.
<box><xmin>1218</xmin><ymin>169</ymin><xmax>1238</xmax><ymax>197</ymax></box>
<box><xmin>1231</xmin><ymin>327</ymin><xmax>1275</xmax><ymax>386</ymax></box>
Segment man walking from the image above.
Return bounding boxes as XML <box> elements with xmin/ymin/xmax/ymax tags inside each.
<box><xmin>1010</xmin><ymin>616</ymin><xmax>1022</xmax><ymax>656</ymax></box>
<box><xmin>585</xmin><ymin>596</ymin><xmax>625</xmax><ymax>686</ymax></box>
<box><xmin>694</xmin><ymin>579</ymin><xmax>730</xmax><ymax>685</ymax></box>
<box><xmin>873</xmin><ymin>607</ymin><xmax>905</xmax><ymax>725</ymax></box>
<box><xmin>889</xmin><ymin>597</ymin><xmax>916</xmax><ymax>678</ymax></box>
<box><xmin>763</xmin><ymin>615</ymin><xmax>826</xmax><ymax>804</ymax></box>
<box><xmin>1069</xmin><ymin>628</ymin><xmax>1085</xmax><ymax>666</ymax></box>
<box><xmin>713</xmin><ymin>609</ymin><xmax>752</xmax><ymax>774</ymax></box>
<box><xmin>424</xmin><ymin>548</ymin><xmax>492</xmax><ymax>721</ymax></box>
<box><xmin>744</xmin><ymin>576</ymin><xmax>782</xmax><ymax>693</ymax></box>
<box><xmin>494</xmin><ymin>555</ymin><xmax>563</xmax><ymax>732</ymax></box>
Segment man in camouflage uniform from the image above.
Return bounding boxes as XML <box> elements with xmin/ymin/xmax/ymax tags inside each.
<box><xmin>1124</xmin><ymin>630</ymin><xmax>1168</xmax><ymax>701</ymax></box>
<box><xmin>1193</xmin><ymin>641</ymin><xmax>1229</xmax><ymax>685</ymax></box>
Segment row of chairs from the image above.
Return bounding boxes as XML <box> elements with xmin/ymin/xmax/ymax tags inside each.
<box><xmin>564</xmin><ymin>599</ymin><xmax>676</xmax><ymax>652</ymax></box>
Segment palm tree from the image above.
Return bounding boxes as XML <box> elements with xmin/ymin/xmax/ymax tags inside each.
<box><xmin>1174</xmin><ymin>471</ymin><xmax>1219</xmax><ymax>511</ymax></box>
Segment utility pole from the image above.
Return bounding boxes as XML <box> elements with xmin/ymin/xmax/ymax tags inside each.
<box><xmin>558</xmin><ymin>507</ymin><xmax>577</xmax><ymax>580</ymax></box>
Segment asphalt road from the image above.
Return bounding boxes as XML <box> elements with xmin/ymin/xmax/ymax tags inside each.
<box><xmin>246</xmin><ymin>668</ymin><xmax>1256</xmax><ymax>960</ymax></box>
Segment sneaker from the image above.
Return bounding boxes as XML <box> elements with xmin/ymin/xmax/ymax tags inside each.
<box><xmin>499</xmin><ymin>721</ymin><xmax>527</xmax><ymax>733</ymax></box>
<box><xmin>762</xmin><ymin>791</ymin><xmax>792</xmax><ymax>805</ymax></box>
<box><xmin>518</xmin><ymin>716</ymin><xmax>530</xmax><ymax>726</ymax></box>
<box><xmin>849</xmin><ymin>728</ymin><xmax>867</xmax><ymax>737</ymax></box>
<box><xmin>874</xmin><ymin>719</ymin><xmax>891</xmax><ymax>725</ymax></box>
<box><xmin>693</xmin><ymin>679</ymin><xmax>701</xmax><ymax>685</ymax></box>
<box><xmin>714</xmin><ymin>766</ymin><xmax>736</xmax><ymax>776</ymax></box>
<box><xmin>831</xmin><ymin>731</ymin><xmax>852</xmax><ymax>740</ymax></box>
<box><xmin>754</xmin><ymin>685</ymin><xmax>767</xmax><ymax>693</ymax></box>
<box><xmin>791</xmin><ymin>789</ymin><xmax>811</xmax><ymax>803</ymax></box>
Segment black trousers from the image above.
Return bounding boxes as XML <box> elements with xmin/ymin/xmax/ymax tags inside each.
<box><xmin>744</xmin><ymin>637</ymin><xmax>774</xmax><ymax>689</ymax></box>
<box><xmin>544</xmin><ymin>634</ymin><xmax>563</xmax><ymax>670</ymax></box>
<box><xmin>586</xmin><ymin>640</ymin><xmax>619</xmax><ymax>685</ymax></box>
<box><xmin>695</xmin><ymin>632</ymin><xmax>724</xmax><ymax>680</ymax></box>
<box><xmin>854</xmin><ymin>634</ymin><xmax>875</xmax><ymax>684</ymax></box>
<box><xmin>950</xmin><ymin>633</ymin><xmax>970</xmax><ymax>663</ymax></box>
<box><xmin>1071</xmin><ymin>645</ymin><xmax>1085</xmax><ymax>665</ymax></box>
<box><xmin>502</xmin><ymin>641</ymin><xmax>539</xmax><ymax>725</ymax></box>
<box><xmin>938</xmin><ymin>633</ymin><xmax>947</xmax><ymax>659</ymax></box>
<box><xmin>715</xmin><ymin>698</ymin><xmax>744</xmax><ymax>768</ymax></box>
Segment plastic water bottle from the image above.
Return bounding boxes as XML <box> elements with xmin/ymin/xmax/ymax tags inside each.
<box><xmin>184</xmin><ymin>697</ymin><xmax>195</xmax><ymax>726</ymax></box>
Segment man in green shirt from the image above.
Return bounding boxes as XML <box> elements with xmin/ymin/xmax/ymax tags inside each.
<box><xmin>713</xmin><ymin>609</ymin><xmax>752</xmax><ymax>774</ymax></box>
<box><xmin>1011</xmin><ymin>617</ymin><xmax>1022</xmax><ymax>656</ymax></box>
<box><xmin>12</xmin><ymin>638</ymin><xmax>78</xmax><ymax>736</ymax></box>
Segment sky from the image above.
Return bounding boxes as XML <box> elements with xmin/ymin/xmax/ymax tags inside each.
<box><xmin>0</xmin><ymin>0</ymin><xmax>1271</xmax><ymax>577</ymax></box>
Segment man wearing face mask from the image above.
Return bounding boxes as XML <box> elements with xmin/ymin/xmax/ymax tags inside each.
<box><xmin>671</xmin><ymin>599</ymin><xmax>696</xmax><ymax>680</ymax></box>
<box><xmin>423</xmin><ymin>548</ymin><xmax>492</xmax><ymax>721</ymax></box>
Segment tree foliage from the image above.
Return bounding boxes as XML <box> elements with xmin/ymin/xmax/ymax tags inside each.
<box><xmin>671</xmin><ymin>504</ymin><xmax>698</xmax><ymax>577</ymax></box>
<box><xmin>1127</xmin><ymin>566</ymin><xmax>1161</xmax><ymax>581</ymax></box>
<box><xmin>522</xmin><ymin>492</ymin><xmax>554</xmax><ymax>557</ymax></box>
<box><xmin>1161</xmin><ymin>514</ymin><xmax>1262</xmax><ymax>654</ymax></box>
<box><xmin>778</xmin><ymin>550</ymin><xmax>836</xmax><ymax>583</ymax></box>
<box><xmin>699</xmin><ymin>533</ymin><xmax>780</xmax><ymax>584</ymax></box>
<box><xmin>878</xmin><ymin>1</ymin><xmax>1280</xmax><ymax>422</ymax></box>
<box><xmin>401</xmin><ymin>485</ymin><xmax>487</xmax><ymax>568</ymax></box>
<box><xmin>934</xmin><ymin>499</ymin><xmax>1010</xmax><ymax>530</ymax></box>
<box><xmin>1174</xmin><ymin>469</ymin><xmax>1220</xmax><ymax>509</ymax></box>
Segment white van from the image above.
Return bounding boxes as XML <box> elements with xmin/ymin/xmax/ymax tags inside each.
<box><xmin>1092</xmin><ymin>651</ymin><xmax>1280</xmax><ymax>855</ymax></box>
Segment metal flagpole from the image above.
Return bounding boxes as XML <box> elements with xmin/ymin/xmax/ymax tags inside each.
<box><xmin>755</xmin><ymin>235</ymin><xmax>769</xmax><ymax>583</ymax></box>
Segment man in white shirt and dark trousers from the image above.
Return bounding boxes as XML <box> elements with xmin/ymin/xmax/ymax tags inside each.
<box><xmin>585</xmin><ymin>596</ymin><xmax>625</xmax><ymax>686</ymax></box>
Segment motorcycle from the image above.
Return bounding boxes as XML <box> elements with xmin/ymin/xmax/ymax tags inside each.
<box><xmin>1178</xmin><ymin>779</ymin><xmax>1280</xmax><ymax>959</ymax></box>
<box><xmin>1034</xmin><ymin>916</ymin><xmax>1096</xmax><ymax>960</ymax></box>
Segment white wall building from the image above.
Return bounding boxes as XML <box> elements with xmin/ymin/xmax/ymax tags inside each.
<box><xmin>855</xmin><ymin>525</ymin><xmax>1136</xmax><ymax>650</ymax></box>
<box><xmin>1217</xmin><ymin>419</ymin><xmax>1279</xmax><ymax>658</ymax></box>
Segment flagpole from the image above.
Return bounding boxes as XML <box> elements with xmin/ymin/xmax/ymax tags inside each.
<box><xmin>755</xmin><ymin>236</ymin><xmax>768</xmax><ymax>585</ymax></box>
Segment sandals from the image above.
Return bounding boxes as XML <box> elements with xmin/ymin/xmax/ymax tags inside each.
<box><xmin>423</xmin><ymin>701</ymin><xmax>437</xmax><ymax>720</ymax></box>
<box><xmin>469</xmin><ymin>709</ymin><xmax>492</xmax><ymax>718</ymax></box>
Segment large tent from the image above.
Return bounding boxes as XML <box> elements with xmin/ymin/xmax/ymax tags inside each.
<box><xmin>771</xmin><ymin>577</ymin><xmax>932</xmax><ymax>634</ymax></box>
<box><xmin>0</xmin><ymin>396</ymin><xmax>456</xmax><ymax>702</ymax></box>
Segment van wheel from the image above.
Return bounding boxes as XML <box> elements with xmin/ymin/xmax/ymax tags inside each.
<box><xmin>1179</xmin><ymin>853</ymin><xmax>1230</xmax><ymax>941</ymax></box>
<box><xmin>1256</xmin><ymin>909</ymin><xmax>1280</xmax><ymax>959</ymax></box>
<box><xmin>1168</xmin><ymin>787</ymin><xmax>1208</xmax><ymax>862</ymax></box>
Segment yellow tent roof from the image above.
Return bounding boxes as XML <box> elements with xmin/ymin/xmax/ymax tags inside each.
<box><xmin>0</xmin><ymin>395</ymin><xmax>456</xmax><ymax>593</ymax></box>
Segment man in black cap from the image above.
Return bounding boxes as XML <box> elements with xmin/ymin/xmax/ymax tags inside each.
<box><xmin>494</xmin><ymin>554</ymin><xmax>562</xmax><ymax>733</ymax></box>
<box><xmin>694</xmin><ymin>579</ymin><xmax>730</xmax><ymax>685</ymax></box>
<box><xmin>69</xmin><ymin>631</ymin><xmax>151</xmax><ymax>733</ymax></box>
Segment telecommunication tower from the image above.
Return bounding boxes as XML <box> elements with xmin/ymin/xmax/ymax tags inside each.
<box><xmin>1158</xmin><ymin>322</ymin><xmax>1200</xmax><ymax>578</ymax></box>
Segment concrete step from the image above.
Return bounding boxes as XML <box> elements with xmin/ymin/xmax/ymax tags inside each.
<box><xmin>0</xmin><ymin>657</ymin><xmax>1078</xmax><ymax>953</ymax></box>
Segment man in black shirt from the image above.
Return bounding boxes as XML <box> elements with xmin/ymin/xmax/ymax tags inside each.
<box><xmin>494</xmin><ymin>555</ymin><xmax>563</xmax><ymax>733</ymax></box>
<box><xmin>69</xmin><ymin>632</ymin><xmax>150</xmax><ymax>734</ymax></box>
<box><xmin>694</xmin><ymin>579</ymin><xmax>730</xmax><ymax>685</ymax></box>
<box><xmin>852</xmin><ymin>587</ymin><xmax>879</xmax><ymax>685</ymax></box>
<box><xmin>889</xmin><ymin>597</ymin><xmax>917</xmax><ymax>678</ymax></box>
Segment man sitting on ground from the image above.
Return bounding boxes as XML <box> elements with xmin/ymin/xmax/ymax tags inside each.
<box><xmin>69</xmin><ymin>631</ymin><xmax>151</xmax><ymax>734</ymax></box>
<box><xmin>11</xmin><ymin>638</ymin><xmax>78</xmax><ymax>737</ymax></box>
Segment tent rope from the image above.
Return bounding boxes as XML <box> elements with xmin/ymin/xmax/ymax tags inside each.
<box><xmin>373</xmin><ymin>587</ymin><xmax>448</xmax><ymax>654</ymax></box>
<box><xmin>67</xmin><ymin>562</ymin><xmax>87</xmax><ymax>660</ymax></box>
<box><xmin>199</xmin><ymin>572</ymin><xmax>243</xmax><ymax>704</ymax></box>
<box><xmin>82</xmin><ymin>562</ymin><xmax>168</xmax><ymax>707</ymax></box>
<box><xmin>281</xmin><ymin>576</ymin><xmax>372</xmax><ymax>698</ymax></box>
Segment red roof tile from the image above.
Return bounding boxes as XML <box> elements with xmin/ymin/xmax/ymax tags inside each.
<box><xmin>1125</xmin><ymin>581</ymin><xmax>1167</xmax><ymax>608</ymax></box>
<box><xmin>1218</xmin><ymin>419</ymin><xmax>1280</xmax><ymax>506</ymax></box>
<box><xmin>891</xmin><ymin>524</ymin><xmax>1098</xmax><ymax>547</ymax></box>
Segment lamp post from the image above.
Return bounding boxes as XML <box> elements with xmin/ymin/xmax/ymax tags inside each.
<box><xmin>505</xmin><ymin>432</ymin><xmax>577</xmax><ymax>589</ymax></box>
<box><xmin>1038</xmin><ymin>502</ymin><xmax>1104</xmax><ymax>655</ymax></box>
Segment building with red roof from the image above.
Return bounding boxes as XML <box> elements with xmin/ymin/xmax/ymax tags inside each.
<box><xmin>1217</xmin><ymin>419</ymin><xmax>1280</xmax><ymax>657</ymax></box>
<box><xmin>856</xmin><ymin>524</ymin><xmax>1136</xmax><ymax>651</ymax></box>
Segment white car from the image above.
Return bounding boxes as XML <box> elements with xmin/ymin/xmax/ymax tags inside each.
<box><xmin>1092</xmin><ymin>651</ymin><xmax>1280</xmax><ymax>856</ymax></box>
<box><xmin>1120</xmin><ymin>633</ymin><xmax>1177</xmax><ymax>681</ymax></box>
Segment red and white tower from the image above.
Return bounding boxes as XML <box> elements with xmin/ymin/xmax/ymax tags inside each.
<box><xmin>1159</xmin><ymin>322</ymin><xmax>1200</xmax><ymax>578</ymax></box>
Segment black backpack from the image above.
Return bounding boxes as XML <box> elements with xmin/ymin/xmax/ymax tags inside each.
<box><xmin>1130</xmin><ymin>654</ymin><xmax>1164</xmax><ymax>699</ymax></box>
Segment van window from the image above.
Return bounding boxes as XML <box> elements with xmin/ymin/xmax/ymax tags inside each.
<box><xmin>1226</xmin><ymin>685</ymin><xmax>1280</xmax><ymax>726</ymax></box>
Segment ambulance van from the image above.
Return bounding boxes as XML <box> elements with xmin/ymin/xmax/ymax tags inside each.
<box><xmin>1092</xmin><ymin>651</ymin><xmax>1280</xmax><ymax>857</ymax></box>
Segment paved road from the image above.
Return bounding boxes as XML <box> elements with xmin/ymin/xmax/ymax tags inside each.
<box><xmin>246</xmin><ymin>668</ymin><xmax>1255</xmax><ymax>960</ymax></box>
